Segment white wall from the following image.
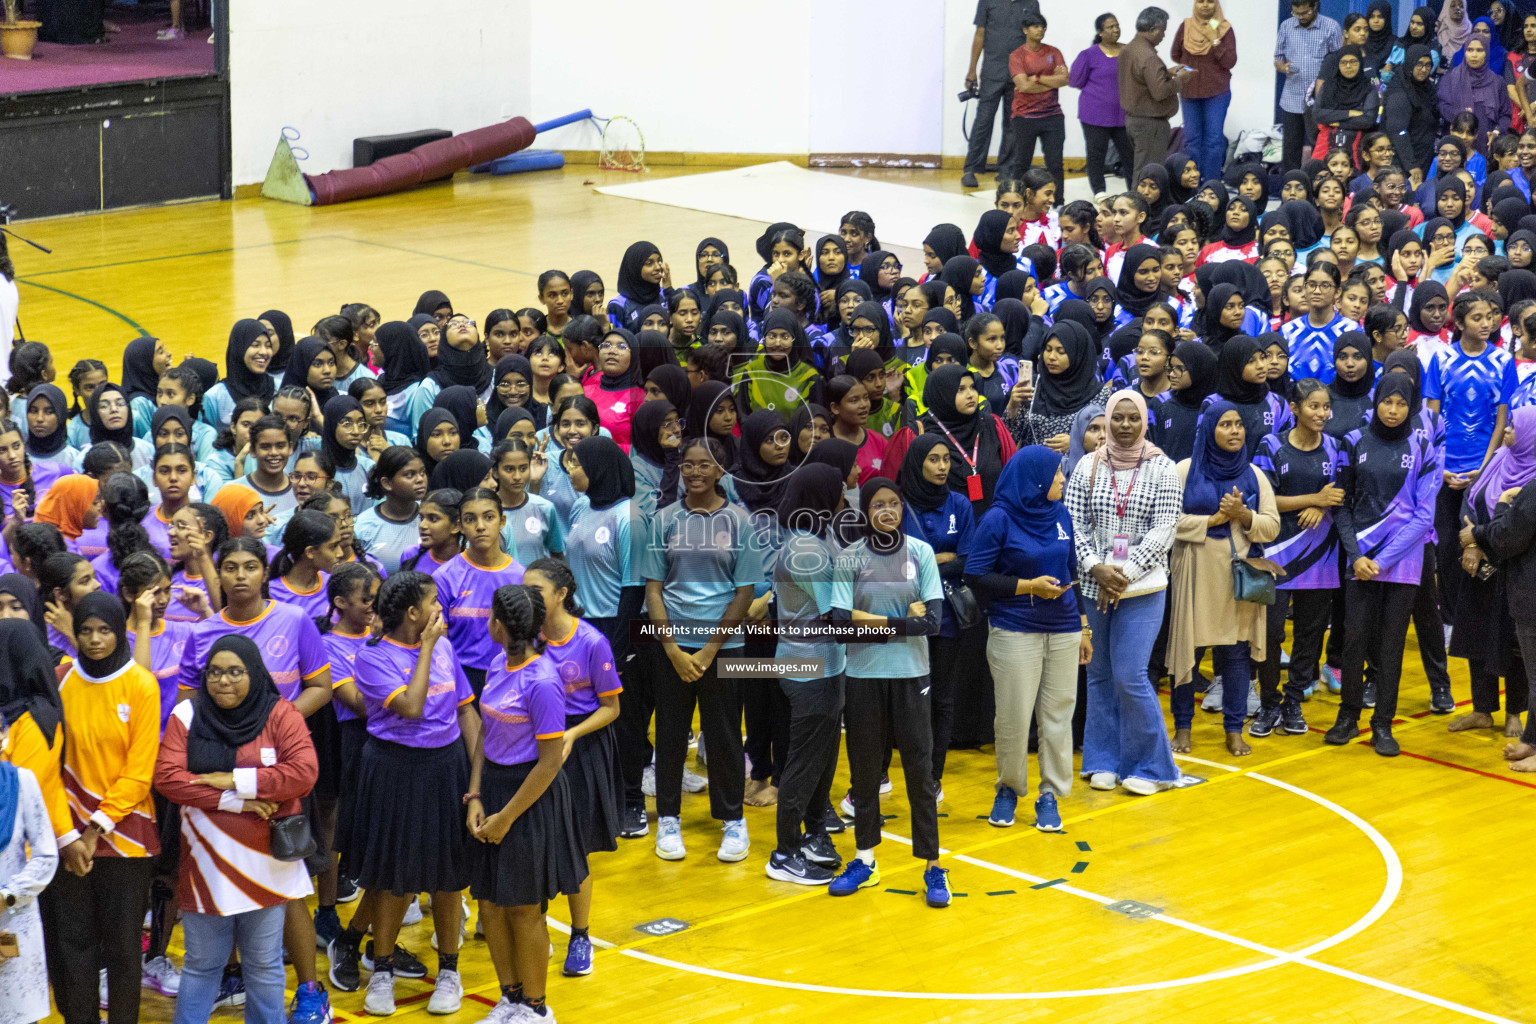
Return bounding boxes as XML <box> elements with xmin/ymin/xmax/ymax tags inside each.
<box><xmin>228</xmin><ymin>0</ymin><xmax>531</xmax><ymax>186</ymax></box>
<box><xmin>228</xmin><ymin>0</ymin><xmax>1287</xmax><ymax>183</ymax></box>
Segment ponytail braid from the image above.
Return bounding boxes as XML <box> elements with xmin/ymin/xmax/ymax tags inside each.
<box><xmin>491</xmin><ymin>583</ymin><xmax>545</xmax><ymax>661</ymax></box>
<box><xmin>370</xmin><ymin>570</ymin><xmax>435</xmax><ymax>644</ymax></box>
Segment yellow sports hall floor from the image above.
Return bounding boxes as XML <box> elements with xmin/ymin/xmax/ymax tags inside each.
<box><xmin>15</xmin><ymin>165</ymin><xmax>1534</xmax><ymax>1024</ymax></box>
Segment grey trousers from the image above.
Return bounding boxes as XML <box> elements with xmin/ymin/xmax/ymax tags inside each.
<box><xmin>987</xmin><ymin>626</ymin><xmax>1080</xmax><ymax>800</ymax></box>
<box><xmin>1124</xmin><ymin>114</ymin><xmax>1172</xmax><ymax>182</ymax></box>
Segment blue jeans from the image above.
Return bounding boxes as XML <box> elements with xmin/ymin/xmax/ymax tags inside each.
<box><xmin>1171</xmin><ymin>642</ymin><xmax>1252</xmax><ymax>733</ymax></box>
<box><xmin>174</xmin><ymin>903</ymin><xmax>286</xmax><ymax>1024</ymax></box>
<box><xmin>1181</xmin><ymin>92</ymin><xmax>1232</xmax><ymax>183</ymax></box>
<box><xmin>1083</xmin><ymin>590</ymin><xmax>1179</xmax><ymax>783</ymax></box>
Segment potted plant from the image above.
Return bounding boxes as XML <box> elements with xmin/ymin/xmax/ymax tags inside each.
<box><xmin>1</xmin><ymin>0</ymin><xmax>41</xmax><ymax>61</ymax></box>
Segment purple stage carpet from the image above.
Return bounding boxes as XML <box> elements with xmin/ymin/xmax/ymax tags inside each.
<box><xmin>0</xmin><ymin>16</ymin><xmax>212</xmax><ymax>95</ymax></box>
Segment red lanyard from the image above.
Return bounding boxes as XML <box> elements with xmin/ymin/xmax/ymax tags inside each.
<box><xmin>1109</xmin><ymin>457</ymin><xmax>1144</xmax><ymax>519</ymax></box>
<box><xmin>931</xmin><ymin>419</ymin><xmax>984</xmax><ymax>501</ymax></box>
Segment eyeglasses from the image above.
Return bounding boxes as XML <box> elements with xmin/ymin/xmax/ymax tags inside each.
<box><xmin>446</xmin><ymin>316</ymin><xmax>475</xmax><ymax>328</ymax></box>
<box><xmin>205</xmin><ymin>666</ymin><xmax>249</xmax><ymax>683</ymax></box>
<box><xmin>850</xmin><ymin>325</ymin><xmax>880</xmax><ymax>337</ymax></box>
<box><xmin>598</xmin><ymin>340</ymin><xmax>630</xmax><ymax>352</ymax></box>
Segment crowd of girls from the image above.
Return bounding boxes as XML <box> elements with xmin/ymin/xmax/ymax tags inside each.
<box><xmin>13</xmin><ymin>109</ymin><xmax>1536</xmax><ymax>1018</ymax></box>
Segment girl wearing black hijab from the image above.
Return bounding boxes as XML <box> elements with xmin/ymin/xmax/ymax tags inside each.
<box><xmin>1382</xmin><ymin>44</ymin><xmax>1439</xmax><ymax>175</ymax></box>
<box><xmin>630</xmin><ymin>398</ymin><xmax>681</xmax><ymax>516</ymax></box>
<box><xmin>1197</xmin><ymin>282</ymin><xmax>1249</xmax><ymax>350</ymax></box>
<box><xmin>731</xmin><ymin>409</ymin><xmax>792</xmax><ymax>515</ymax></box>
<box><xmin>24</xmin><ymin>383</ymin><xmax>73</xmax><ymax>471</ymax></box>
<box><xmin>610</xmin><ymin>242</ymin><xmax>669</xmax><ymax>332</ymax></box>
<box><xmin>1166</xmin><ymin>153</ymin><xmax>1200</xmax><ymax>205</ymax></box>
<box><xmin>1198</xmin><ymin>195</ymin><xmax>1260</xmax><ymax>265</ymax></box>
<box><xmin>645</xmin><ymin>363</ymin><xmax>691</xmax><ymax>412</ymax></box>
<box><xmin>813</xmin><ymin>235</ymin><xmax>852</xmax><ymax>310</ymax></box>
<box><xmin>1115</xmin><ymin>243</ymin><xmax>1167</xmax><ymax>319</ymax></box>
<box><xmin>412</xmin><ymin>290</ymin><xmax>453</xmax><ymax>324</ymax></box>
<box><xmin>683</xmin><ymin>380</ymin><xmax>739</xmax><ymax>467</ymax></box>
<box><xmin>485</xmin><ymin>354</ymin><xmax>532</xmax><ymax>431</ymax></box>
<box><xmin>1008</xmin><ymin>321</ymin><xmax>1109</xmax><ymax>450</ymax></box>
<box><xmin>922</xmin><ymin>224</ymin><xmax>968</xmax><ymax>282</ymax></box>
<box><xmin>858</xmin><ymin>251</ymin><xmax>902</xmax><ymax>306</ymax></box>
<box><xmin>973</xmin><ymin>210</ymin><xmax>1021</xmax><ymax>286</ymax></box>
<box><xmin>259</xmin><ymin>308</ymin><xmax>297</xmax><ymax>373</ymax></box>
<box><xmin>896</xmin><ymin>430</ymin><xmax>979</xmax><ymax>796</ymax></box>
<box><xmin>568</xmin><ymin>271</ymin><xmax>606</xmax><ymax>320</ymax></box>
<box><xmin>415</xmin><ymin>408</ymin><xmax>460</xmax><ymax>477</ymax></box>
<box><xmin>1150</xmin><ymin>340</ymin><xmax>1220</xmax><ymax>461</ymax></box>
<box><xmin>904</xmin><ymin>363</ymin><xmax>1016</xmax><ymax>514</ymax></box>
<box><xmin>121</xmin><ymin>336</ymin><xmax>169</xmax><ymax>435</ymax></box>
<box><xmin>941</xmin><ymin>255</ymin><xmax>985</xmax><ymax>321</ymax></box>
<box><xmin>1136</xmin><ymin>163</ymin><xmax>1173</xmax><ymax>222</ymax></box>
<box><xmin>582</xmin><ymin>327</ymin><xmax>647</xmax><ymax>453</ymax></box>
<box><xmin>1316</xmin><ymin>45</ymin><xmax>1381</xmax><ymax>154</ymax></box>
<box><xmin>321</xmin><ymin>395</ymin><xmax>373</xmax><ymax>512</ymax></box>
<box><xmin>286</xmin><ymin>336</ymin><xmax>339</xmax><ymax>412</ymax></box>
<box><xmin>1208</xmin><ymin>335</ymin><xmax>1291</xmax><ymax>457</ymax></box>
<box><xmin>1078</xmin><ymin>279</ymin><xmax>1123</xmax><ymax>349</ymax></box>
<box><xmin>1325</xmin><ymin>332</ymin><xmax>1378</xmax><ymax>438</ymax></box>
<box><xmin>374</xmin><ymin>320</ymin><xmax>436</xmax><ymax>436</ymax></box>
<box><xmin>738</xmin><ymin>309</ymin><xmax>823</xmax><ymax>417</ymax></box>
<box><xmin>432</xmin><ymin>385</ymin><xmax>482</xmax><ymax>456</ymax></box>
<box><xmin>204</xmin><ymin>319</ymin><xmax>276</xmax><ymax>431</ymax></box>
<box><xmin>688</xmin><ymin>237</ymin><xmax>730</xmax><ymax>303</ymax></box>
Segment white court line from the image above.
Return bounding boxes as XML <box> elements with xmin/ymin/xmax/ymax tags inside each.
<box><xmin>546</xmin><ymin>916</ymin><xmax>616</xmax><ymax>950</ymax></box>
<box><xmin>601</xmin><ymin>770</ymin><xmax>1524</xmax><ymax>1023</ymax></box>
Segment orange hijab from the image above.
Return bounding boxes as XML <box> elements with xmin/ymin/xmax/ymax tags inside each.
<box><xmin>1181</xmin><ymin>2</ymin><xmax>1230</xmax><ymax>56</ymax></box>
<box><xmin>211</xmin><ymin>484</ymin><xmax>261</xmax><ymax>538</ymax></box>
<box><xmin>34</xmin><ymin>474</ymin><xmax>100</xmax><ymax>540</ymax></box>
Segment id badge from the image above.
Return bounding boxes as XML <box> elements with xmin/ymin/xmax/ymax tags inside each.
<box><xmin>966</xmin><ymin>474</ymin><xmax>983</xmax><ymax>501</ymax></box>
<box><xmin>1110</xmin><ymin>534</ymin><xmax>1131</xmax><ymax>564</ymax></box>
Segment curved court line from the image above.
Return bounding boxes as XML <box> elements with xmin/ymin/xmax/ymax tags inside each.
<box><xmin>618</xmin><ymin>769</ymin><xmax>1401</xmax><ymax>1002</ymax></box>
<box><xmin>16</xmin><ymin>279</ymin><xmax>150</xmax><ymax>335</ymax></box>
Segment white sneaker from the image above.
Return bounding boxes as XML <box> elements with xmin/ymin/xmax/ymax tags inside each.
<box><xmin>508</xmin><ymin>1004</ymin><xmax>556</xmax><ymax>1023</ymax></box>
<box><xmin>364</xmin><ymin>969</ymin><xmax>396</xmax><ymax>1015</ymax></box>
<box><xmin>655</xmin><ymin>816</ymin><xmax>685</xmax><ymax>860</ymax></box>
<box><xmin>696</xmin><ymin>733</ymin><xmax>707</xmax><ymax>766</ymax></box>
<box><xmin>481</xmin><ymin>996</ymin><xmax>520</xmax><ymax>1023</ymax></box>
<box><xmin>1087</xmin><ymin>772</ymin><xmax>1117</xmax><ymax>791</ymax></box>
<box><xmin>99</xmin><ymin>968</ymin><xmax>109</xmax><ymax>1010</ymax></box>
<box><xmin>681</xmin><ymin>766</ymin><xmax>708</xmax><ymax>793</ymax></box>
<box><xmin>427</xmin><ymin>969</ymin><xmax>462</xmax><ymax>1014</ymax></box>
<box><xmin>641</xmin><ymin>764</ymin><xmax>656</xmax><ymax>797</ymax></box>
<box><xmin>934</xmin><ymin>786</ymin><xmax>945</xmax><ymax>805</ymax></box>
<box><xmin>1201</xmin><ymin>678</ymin><xmax>1224</xmax><ymax>712</ymax></box>
<box><xmin>402</xmin><ymin>897</ymin><xmax>423</xmax><ymax>926</ymax></box>
<box><xmin>718</xmin><ymin>818</ymin><xmax>749</xmax><ymax>862</ymax></box>
<box><xmin>1246</xmin><ymin>680</ymin><xmax>1261</xmax><ymax>717</ymax></box>
<box><xmin>1122</xmin><ymin>777</ymin><xmax>1171</xmax><ymax>796</ymax></box>
<box><xmin>878</xmin><ymin>774</ymin><xmax>893</xmax><ymax>795</ymax></box>
<box><xmin>141</xmin><ymin>954</ymin><xmax>181</xmax><ymax>996</ymax></box>
<box><xmin>838</xmin><ymin>791</ymin><xmax>856</xmax><ymax>818</ymax></box>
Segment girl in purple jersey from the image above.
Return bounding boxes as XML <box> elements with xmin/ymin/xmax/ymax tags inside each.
<box><xmin>433</xmin><ymin>487</ymin><xmax>526</xmax><ymax>695</ymax></box>
<box><xmin>523</xmin><ymin>558</ymin><xmax>622</xmax><ymax>979</ymax></box>
<box><xmin>38</xmin><ymin>550</ymin><xmax>99</xmax><ymax>658</ymax></box>
<box><xmin>90</xmin><ymin>471</ymin><xmax>153</xmax><ymax>594</ymax></box>
<box><xmin>268</xmin><ymin>509</ymin><xmax>343</xmax><ymax>619</ymax></box>
<box><xmin>143</xmin><ymin>442</ymin><xmax>194</xmax><ymax>559</ymax></box>
<box><xmin>349</xmin><ymin>570</ymin><xmax>478</xmax><ymax>1016</ymax></box>
<box><xmin>469</xmin><ymin>584</ymin><xmax>587</xmax><ymax>1024</ymax></box>
<box><xmin>399</xmin><ymin>487</ymin><xmax>464</xmax><ymax>574</ymax></box>
<box><xmin>165</xmin><ymin>501</ymin><xmax>225</xmax><ymax>622</ymax></box>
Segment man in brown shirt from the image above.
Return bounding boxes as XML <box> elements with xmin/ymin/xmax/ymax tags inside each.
<box><xmin>1118</xmin><ymin>7</ymin><xmax>1194</xmax><ymax>179</ymax></box>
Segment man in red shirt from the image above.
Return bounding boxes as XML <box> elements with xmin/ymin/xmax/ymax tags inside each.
<box><xmin>1007</xmin><ymin>11</ymin><xmax>1069</xmax><ymax>203</ymax></box>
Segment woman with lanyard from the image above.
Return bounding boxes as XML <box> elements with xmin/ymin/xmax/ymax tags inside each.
<box><xmin>734</xmin><ymin>309</ymin><xmax>824</xmax><ymax>418</ymax></box>
<box><xmin>1168</xmin><ymin>401</ymin><xmax>1280</xmax><ymax>757</ymax></box>
<box><xmin>348</xmin><ymin>571</ymin><xmax>478</xmax><ymax>1016</ymax></box>
<box><xmin>643</xmin><ymin>436</ymin><xmax>761</xmax><ymax>863</ymax></box>
<box><xmin>1006</xmin><ymin>321</ymin><xmax>1108</xmax><ymax>452</ymax></box>
<box><xmin>965</xmin><ymin>445</ymin><xmax>1088</xmax><ymax>830</ymax></box>
<box><xmin>320</xmin><ymin>395</ymin><xmax>374</xmax><ymax>514</ymax></box>
<box><xmin>153</xmin><ymin>634</ymin><xmax>320</xmax><ymax>1024</ymax></box>
<box><xmin>1325</xmin><ymin>333</ymin><xmax>1379</xmax><ymax>438</ymax></box>
<box><xmin>896</xmin><ymin>433</ymin><xmax>977</xmax><ymax>805</ymax></box>
<box><xmin>1326</xmin><ymin>373</ymin><xmax>1441</xmax><ymax>755</ymax></box>
<box><xmin>41</xmin><ymin>592</ymin><xmax>161</xmax><ymax>1024</ymax></box>
<box><xmin>582</xmin><ymin>327</ymin><xmax>645</xmax><ymax>452</ymax></box>
<box><xmin>374</xmin><ymin>321</ymin><xmax>438</xmax><ymax>437</ymax></box>
<box><xmin>888</xmin><ymin>364</ymin><xmax>1018</xmax><ymax>518</ymax></box>
<box><xmin>825</xmin><ymin>477</ymin><xmax>948</xmax><ymax>906</ymax></box>
<box><xmin>765</xmin><ymin>464</ymin><xmax>849</xmax><ymax>885</ymax></box>
<box><xmin>1447</xmin><ymin>405</ymin><xmax>1536</xmax><ymax>738</ymax></box>
<box><xmin>353</xmin><ymin>446</ymin><xmax>427</xmax><ymax>573</ymax></box>
<box><xmin>520</xmin><ymin>558</ymin><xmax>621</xmax><ymax>978</ymax></box>
<box><xmin>1249</xmin><ymin>378</ymin><xmax>1345</xmax><ymax>738</ymax></box>
<box><xmin>1150</xmin><ymin>341</ymin><xmax>1220</xmax><ymax>461</ymax></box>
<box><xmin>202</xmin><ymin>320</ymin><xmax>276</xmax><ymax>431</ymax></box>
<box><xmin>1209</xmin><ymin>336</ymin><xmax>1293</xmax><ymax>458</ymax></box>
<box><xmin>1065</xmin><ymin>389</ymin><xmax>1183</xmax><ymax>795</ymax></box>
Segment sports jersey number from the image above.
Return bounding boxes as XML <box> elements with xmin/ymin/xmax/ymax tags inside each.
<box><xmin>1401</xmin><ymin>453</ymin><xmax>1415</xmax><ymax>469</ymax></box>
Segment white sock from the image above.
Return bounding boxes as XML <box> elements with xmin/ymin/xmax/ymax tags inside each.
<box><xmin>856</xmin><ymin>849</ymin><xmax>875</xmax><ymax>865</ymax></box>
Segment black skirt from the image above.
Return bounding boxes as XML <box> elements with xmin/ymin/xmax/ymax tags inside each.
<box><xmin>470</xmin><ymin>759</ymin><xmax>588</xmax><ymax>907</ymax></box>
<box><xmin>332</xmin><ymin>718</ymin><xmax>368</xmax><ymax>862</ymax></box>
<box><xmin>307</xmin><ymin>703</ymin><xmax>344</xmax><ymax>801</ymax></box>
<box><xmin>563</xmin><ymin>712</ymin><xmax>622</xmax><ymax>856</ymax></box>
<box><xmin>347</xmin><ymin>737</ymin><xmax>471</xmax><ymax>895</ymax></box>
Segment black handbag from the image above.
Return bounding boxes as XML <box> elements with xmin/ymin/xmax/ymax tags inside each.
<box><xmin>269</xmin><ymin>814</ymin><xmax>317</xmax><ymax>863</ymax></box>
<box><xmin>942</xmin><ymin>578</ymin><xmax>983</xmax><ymax>631</ymax></box>
<box><xmin>1229</xmin><ymin>535</ymin><xmax>1276</xmax><ymax>605</ymax></box>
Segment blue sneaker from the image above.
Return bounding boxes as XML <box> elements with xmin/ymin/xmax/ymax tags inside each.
<box><xmin>1323</xmin><ymin>664</ymin><xmax>1342</xmax><ymax>693</ymax></box>
<box><xmin>563</xmin><ymin>932</ymin><xmax>594</xmax><ymax>977</ymax></box>
<box><xmin>213</xmin><ymin>967</ymin><xmax>245</xmax><ymax>1009</ymax></box>
<box><xmin>1034</xmin><ymin>791</ymin><xmax>1062</xmax><ymax>832</ymax></box>
<box><xmin>287</xmin><ymin>981</ymin><xmax>331</xmax><ymax>1024</ymax></box>
<box><xmin>989</xmin><ymin>786</ymin><xmax>1017</xmax><ymax>827</ymax></box>
<box><xmin>827</xmin><ymin>858</ymin><xmax>880</xmax><ymax>896</ymax></box>
<box><xmin>923</xmin><ymin>865</ymin><xmax>952</xmax><ymax>908</ymax></box>
<box><xmin>313</xmin><ymin>906</ymin><xmax>340</xmax><ymax>951</ymax></box>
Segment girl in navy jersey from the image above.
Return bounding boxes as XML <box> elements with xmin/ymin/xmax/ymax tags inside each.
<box><xmin>400</xmin><ymin>488</ymin><xmax>463</xmax><ymax>574</ymax></box>
<box><xmin>469</xmin><ymin>584</ymin><xmax>587</xmax><ymax>1022</ymax></box>
<box><xmin>91</xmin><ymin>472</ymin><xmax>154</xmax><ymax>593</ymax></box>
<box><xmin>1325</xmin><ymin>374</ymin><xmax>1440</xmax><ymax>755</ymax></box>
<box><xmin>1251</xmin><ymin>380</ymin><xmax>1344</xmax><ymax>738</ymax></box>
<box><xmin>268</xmin><ymin>510</ymin><xmax>343</xmax><ymax>618</ymax></box>
<box><xmin>165</xmin><ymin>501</ymin><xmax>224</xmax><ymax>622</ymax></box>
<box><xmin>353</xmin><ymin>446</ymin><xmax>427</xmax><ymax>574</ymax></box>
<box><xmin>1150</xmin><ymin>342</ymin><xmax>1219</xmax><ymax>461</ymax></box>
<box><xmin>349</xmin><ymin>571</ymin><xmax>477</xmax><ymax>1016</ymax></box>
<box><xmin>522</xmin><ymin>558</ymin><xmax>621</xmax><ymax>978</ymax></box>
<box><xmin>314</xmin><ymin>561</ymin><xmax>383</xmax><ymax>994</ymax></box>
<box><xmin>1207</xmin><ymin>337</ymin><xmax>1293</xmax><ymax>458</ymax></box>
<box><xmin>1325</xmin><ymin>333</ymin><xmax>1378</xmax><ymax>438</ymax></box>
<box><xmin>433</xmin><ymin>487</ymin><xmax>525</xmax><ymax>695</ymax></box>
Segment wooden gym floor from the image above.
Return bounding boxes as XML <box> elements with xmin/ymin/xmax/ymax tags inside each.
<box><xmin>16</xmin><ymin>165</ymin><xmax>1533</xmax><ymax>1024</ymax></box>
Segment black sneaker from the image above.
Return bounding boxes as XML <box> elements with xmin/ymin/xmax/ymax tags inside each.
<box><xmin>327</xmin><ymin>936</ymin><xmax>361</xmax><ymax>993</ymax></box>
<box><xmin>1370</xmin><ymin>724</ymin><xmax>1400</xmax><ymax>757</ymax></box>
<box><xmin>764</xmin><ymin>851</ymin><xmax>835</xmax><ymax>886</ymax></box>
<box><xmin>800</xmin><ymin>833</ymin><xmax>842</xmax><ymax>868</ymax></box>
<box><xmin>1362</xmin><ymin>681</ymin><xmax>1377</xmax><ymax>708</ymax></box>
<box><xmin>335</xmin><ymin>874</ymin><xmax>360</xmax><ymax>905</ymax></box>
<box><xmin>1280</xmin><ymin>699</ymin><xmax>1308</xmax><ymax>735</ymax></box>
<box><xmin>619</xmin><ymin>804</ymin><xmax>648</xmax><ymax>839</ymax></box>
<box><xmin>822</xmin><ymin>803</ymin><xmax>847</xmax><ymax>834</ymax></box>
<box><xmin>1429</xmin><ymin>683</ymin><xmax>1455</xmax><ymax>714</ymax></box>
<box><xmin>362</xmin><ymin>941</ymin><xmax>427</xmax><ymax>979</ymax></box>
<box><xmin>1323</xmin><ymin>713</ymin><xmax>1359</xmax><ymax>745</ymax></box>
<box><xmin>1248</xmin><ymin>705</ymin><xmax>1281</xmax><ymax>737</ymax></box>
<box><xmin>960</xmin><ymin>172</ymin><xmax>979</xmax><ymax>189</ymax></box>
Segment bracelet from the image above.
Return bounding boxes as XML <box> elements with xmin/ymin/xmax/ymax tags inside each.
<box><xmin>462</xmin><ymin>792</ymin><xmax>481</xmax><ymax>805</ymax></box>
